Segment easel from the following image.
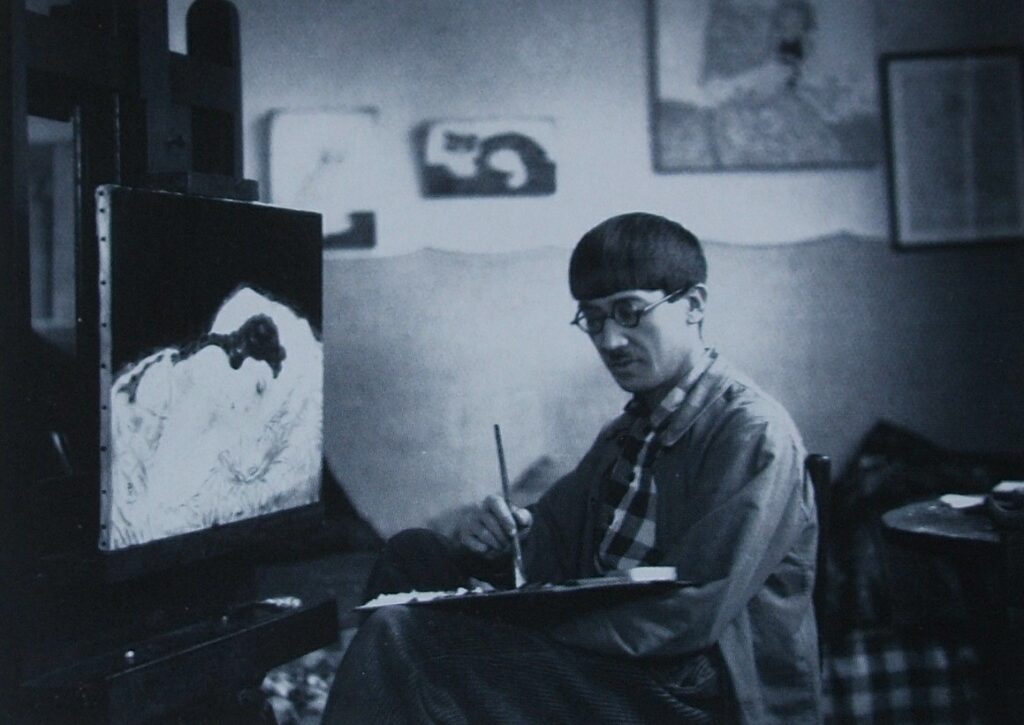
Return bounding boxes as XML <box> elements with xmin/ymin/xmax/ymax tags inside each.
<box><xmin>0</xmin><ymin>1</ymin><xmax>338</xmax><ymax>721</ymax></box>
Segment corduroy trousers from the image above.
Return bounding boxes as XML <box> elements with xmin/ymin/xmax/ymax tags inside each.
<box><xmin>323</xmin><ymin>529</ymin><xmax>729</xmax><ymax>724</ymax></box>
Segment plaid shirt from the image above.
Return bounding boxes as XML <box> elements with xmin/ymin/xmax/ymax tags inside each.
<box><xmin>595</xmin><ymin>350</ymin><xmax>712</xmax><ymax>573</ymax></box>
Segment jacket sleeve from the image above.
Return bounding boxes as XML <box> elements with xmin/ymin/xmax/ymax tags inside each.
<box><xmin>547</xmin><ymin>411</ymin><xmax>815</xmax><ymax>658</ymax></box>
<box><xmin>520</xmin><ymin>462</ymin><xmax>589</xmax><ymax>585</ymax></box>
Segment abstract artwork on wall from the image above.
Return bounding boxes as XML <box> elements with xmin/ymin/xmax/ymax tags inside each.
<box><xmin>882</xmin><ymin>50</ymin><xmax>1024</xmax><ymax>248</ymax></box>
<box><xmin>652</xmin><ymin>0</ymin><xmax>881</xmax><ymax>171</ymax></box>
<box><xmin>268</xmin><ymin>108</ymin><xmax>380</xmax><ymax>247</ymax></box>
<box><xmin>417</xmin><ymin>118</ymin><xmax>556</xmax><ymax>197</ymax></box>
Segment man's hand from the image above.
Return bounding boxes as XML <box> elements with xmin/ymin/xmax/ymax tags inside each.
<box><xmin>455</xmin><ymin>494</ymin><xmax>533</xmax><ymax>559</ymax></box>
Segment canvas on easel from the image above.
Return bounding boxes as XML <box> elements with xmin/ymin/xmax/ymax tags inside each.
<box><xmin>95</xmin><ymin>185</ymin><xmax>324</xmax><ymax>553</ymax></box>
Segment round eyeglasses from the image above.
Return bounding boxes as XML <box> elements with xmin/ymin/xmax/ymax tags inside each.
<box><xmin>570</xmin><ymin>288</ymin><xmax>688</xmax><ymax>335</ymax></box>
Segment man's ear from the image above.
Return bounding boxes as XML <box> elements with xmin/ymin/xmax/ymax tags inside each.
<box><xmin>684</xmin><ymin>284</ymin><xmax>707</xmax><ymax>324</ymax></box>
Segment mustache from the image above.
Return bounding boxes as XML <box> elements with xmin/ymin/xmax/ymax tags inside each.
<box><xmin>603</xmin><ymin>350</ymin><xmax>640</xmax><ymax>365</ymax></box>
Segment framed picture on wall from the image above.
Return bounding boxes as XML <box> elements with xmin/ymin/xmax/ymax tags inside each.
<box><xmin>267</xmin><ymin>108</ymin><xmax>380</xmax><ymax>249</ymax></box>
<box><xmin>651</xmin><ymin>0</ymin><xmax>882</xmax><ymax>172</ymax></box>
<box><xmin>882</xmin><ymin>50</ymin><xmax>1024</xmax><ymax>248</ymax></box>
<box><xmin>415</xmin><ymin>118</ymin><xmax>557</xmax><ymax>197</ymax></box>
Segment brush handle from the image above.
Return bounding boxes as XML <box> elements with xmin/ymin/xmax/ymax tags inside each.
<box><xmin>494</xmin><ymin>424</ymin><xmax>527</xmax><ymax>587</ymax></box>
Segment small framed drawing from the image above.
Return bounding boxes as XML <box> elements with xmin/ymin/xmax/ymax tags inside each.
<box><xmin>416</xmin><ymin>118</ymin><xmax>556</xmax><ymax>197</ymax></box>
<box><xmin>882</xmin><ymin>50</ymin><xmax>1024</xmax><ymax>248</ymax></box>
<box><xmin>267</xmin><ymin>108</ymin><xmax>380</xmax><ymax>248</ymax></box>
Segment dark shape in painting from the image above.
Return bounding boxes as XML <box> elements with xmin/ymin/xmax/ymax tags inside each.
<box><xmin>196</xmin><ymin>314</ymin><xmax>286</xmax><ymax>377</ymax></box>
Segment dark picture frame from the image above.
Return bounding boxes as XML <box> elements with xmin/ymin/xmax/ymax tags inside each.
<box><xmin>881</xmin><ymin>49</ymin><xmax>1024</xmax><ymax>248</ymax></box>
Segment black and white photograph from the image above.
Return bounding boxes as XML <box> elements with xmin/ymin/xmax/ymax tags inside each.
<box><xmin>2</xmin><ymin>1</ymin><xmax>1023</xmax><ymax>723</ymax></box>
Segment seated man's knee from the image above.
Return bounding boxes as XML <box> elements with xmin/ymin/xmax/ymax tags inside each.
<box><xmin>365</xmin><ymin>527</ymin><xmax>466</xmax><ymax>597</ymax></box>
<box><xmin>379</xmin><ymin>528</ymin><xmax>457</xmax><ymax>572</ymax></box>
<box><xmin>386</xmin><ymin>527</ymin><xmax>450</xmax><ymax>556</ymax></box>
<box><xmin>360</xmin><ymin>604</ymin><xmax>417</xmax><ymax>640</ymax></box>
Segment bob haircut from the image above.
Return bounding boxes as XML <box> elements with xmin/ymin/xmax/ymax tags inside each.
<box><xmin>568</xmin><ymin>212</ymin><xmax>707</xmax><ymax>301</ymax></box>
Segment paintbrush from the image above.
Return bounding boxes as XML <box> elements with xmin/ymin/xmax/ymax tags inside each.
<box><xmin>493</xmin><ymin>424</ymin><xmax>527</xmax><ymax>588</ymax></box>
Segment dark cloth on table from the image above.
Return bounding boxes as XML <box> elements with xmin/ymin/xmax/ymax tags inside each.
<box><xmin>323</xmin><ymin>529</ymin><xmax>729</xmax><ymax>724</ymax></box>
<box><xmin>822</xmin><ymin>421</ymin><xmax>1024</xmax><ymax>639</ymax></box>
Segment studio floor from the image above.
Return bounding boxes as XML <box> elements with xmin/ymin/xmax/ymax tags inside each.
<box><xmin>256</xmin><ymin>551</ymin><xmax>377</xmax><ymax>724</ymax></box>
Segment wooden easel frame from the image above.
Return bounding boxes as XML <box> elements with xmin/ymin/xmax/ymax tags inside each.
<box><xmin>0</xmin><ymin>3</ymin><xmax>336</xmax><ymax>720</ymax></box>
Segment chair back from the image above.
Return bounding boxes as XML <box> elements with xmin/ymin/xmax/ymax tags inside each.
<box><xmin>804</xmin><ymin>453</ymin><xmax>831</xmax><ymax>626</ymax></box>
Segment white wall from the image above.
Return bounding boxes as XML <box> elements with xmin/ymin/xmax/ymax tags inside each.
<box><xmin>168</xmin><ymin>0</ymin><xmax>1023</xmax><ymax>255</ymax></box>
<box><xmin>157</xmin><ymin>0</ymin><xmax>1024</xmax><ymax>533</ymax></box>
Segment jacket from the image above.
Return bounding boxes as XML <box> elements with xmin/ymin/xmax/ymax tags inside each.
<box><xmin>522</xmin><ymin>353</ymin><xmax>822</xmax><ymax>723</ymax></box>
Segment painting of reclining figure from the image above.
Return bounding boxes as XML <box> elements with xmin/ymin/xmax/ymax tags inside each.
<box><xmin>107</xmin><ymin>287</ymin><xmax>322</xmax><ymax>549</ymax></box>
<box><xmin>96</xmin><ymin>185</ymin><xmax>323</xmax><ymax>551</ymax></box>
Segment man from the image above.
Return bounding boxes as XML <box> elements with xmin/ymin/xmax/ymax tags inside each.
<box><xmin>324</xmin><ymin>213</ymin><xmax>820</xmax><ymax>723</ymax></box>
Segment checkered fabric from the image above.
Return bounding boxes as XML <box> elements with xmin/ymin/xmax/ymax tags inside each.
<box><xmin>823</xmin><ymin>627</ymin><xmax>982</xmax><ymax>724</ymax></box>
<box><xmin>594</xmin><ymin>351</ymin><xmax>714</xmax><ymax>573</ymax></box>
<box><xmin>595</xmin><ymin>414</ymin><xmax>660</xmax><ymax>571</ymax></box>
<box><xmin>595</xmin><ymin>384</ymin><xmax>690</xmax><ymax>572</ymax></box>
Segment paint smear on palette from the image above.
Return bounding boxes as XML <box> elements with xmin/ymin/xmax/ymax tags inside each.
<box><xmin>106</xmin><ymin>287</ymin><xmax>322</xmax><ymax>549</ymax></box>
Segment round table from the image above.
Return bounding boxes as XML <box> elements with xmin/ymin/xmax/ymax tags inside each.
<box><xmin>881</xmin><ymin>499</ymin><xmax>999</xmax><ymax>551</ymax></box>
<box><xmin>882</xmin><ymin>497</ymin><xmax>1018</xmax><ymax>723</ymax></box>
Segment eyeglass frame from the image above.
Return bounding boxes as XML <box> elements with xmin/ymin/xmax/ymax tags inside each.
<box><xmin>569</xmin><ymin>286</ymin><xmax>691</xmax><ymax>335</ymax></box>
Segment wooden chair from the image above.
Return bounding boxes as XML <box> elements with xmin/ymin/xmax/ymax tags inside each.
<box><xmin>804</xmin><ymin>454</ymin><xmax>831</xmax><ymax>629</ymax></box>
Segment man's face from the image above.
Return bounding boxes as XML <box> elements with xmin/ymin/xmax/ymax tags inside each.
<box><xmin>577</xmin><ymin>287</ymin><xmax>706</xmax><ymax>395</ymax></box>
